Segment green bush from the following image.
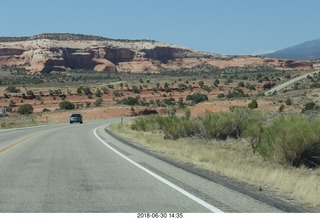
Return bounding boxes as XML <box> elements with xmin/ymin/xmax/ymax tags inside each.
<box><xmin>248</xmin><ymin>99</ymin><xmax>258</xmax><ymax>109</ymax></box>
<box><xmin>118</xmin><ymin>96</ymin><xmax>140</xmax><ymax>105</ymax></box>
<box><xmin>131</xmin><ymin>115</ymin><xmax>201</xmax><ymax>140</ymax></box>
<box><xmin>17</xmin><ymin>104</ymin><xmax>33</xmax><ymax>115</ymax></box>
<box><xmin>5</xmin><ymin>85</ymin><xmax>20</xmax><ymax>93</ymax></box>
<box><xmin>131</xmin><ymin>107</ymin><xmax>262</xmax><ymax>141</ymax></box>
<box><xmin>26</xmin><ymin>90</ymin><xmax>34</xmax><ymax>96</ymax></box>
<box><xmin>257</xmin><ymin>114</ymin><xmax>320</xmax><ymax>167</ymax></box>
<box><xmin>59</xmin><ymin>101</ymin><xmax>75</xmax><ymax>110</ymax></box>
<box><xmin>285</xmin><ymin>98</ymin><xmax>292</xmax><ymax>105</ymax></box>
<box><xmin>302</xmin><ymin>102</ymin><xmax>318</xmax><ymax>112</ymax></box>
<box><xmin>186</xmin><ymin>93</ymin><xmax>208</xmax><ymax>104</ymax></box>
<box><xmin>94</xmin><ymin>98</ymin><xmax>103</xmax><ymax>107</ymax></box>
<box><xmin>42</xmin><ymin>108</ymin><xmax>51</xmax><ymax>112</ymax></box>
<box><xmin>202</xmin><ymin>107</ymin><xmax>262</xmax><ymax>140</ymax></box>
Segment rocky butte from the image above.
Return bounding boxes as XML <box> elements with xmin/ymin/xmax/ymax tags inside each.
<box><xmin>0</xmin><ymin>33</ymin><xmax>314</xmax><ymax>74</ymax></box>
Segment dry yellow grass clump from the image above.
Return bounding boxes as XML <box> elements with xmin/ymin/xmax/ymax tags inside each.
<box><xmin>108</xmin><ymin>122</ymin><xmax>320</xmax><ymax>208</ymax></box>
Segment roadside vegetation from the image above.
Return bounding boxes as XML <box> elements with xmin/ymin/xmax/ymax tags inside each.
<box><xmin>109</xmin><ymin>110</ymin><xmax>320</xmax><ymax>208</ymax></box>
<box><xmin>130</xmin><ymin>109</ymin><xmax>320</xmax><ymax>168</ymax></box>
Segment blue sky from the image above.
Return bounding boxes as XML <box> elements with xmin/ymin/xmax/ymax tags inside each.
<box><xmin>1</xmin><ymin>0</ymin><xmax>320</xmax><ymax>55</ymax></box>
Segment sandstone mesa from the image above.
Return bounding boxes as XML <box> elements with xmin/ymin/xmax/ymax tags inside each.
<box><xmin>0</xmin><ymin>34</ymin><xmax>314</xmax><ymax>74</ymax></box>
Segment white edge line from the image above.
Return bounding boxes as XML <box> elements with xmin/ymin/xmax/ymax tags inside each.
<box><xmin>93</xmin><ymin>125</ymin><xmax>224</xmax><ymax>213</ymax></box>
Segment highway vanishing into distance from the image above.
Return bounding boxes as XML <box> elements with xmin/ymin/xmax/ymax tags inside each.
<box><xmin>0</xmin><ymin>119</ymin><xmax>307</xmax><ymax>213</ymax></box>
<box><xmin>265</xmin><ymin>70</ymin><xmax>320</xmax><ymax>96</ymax></box>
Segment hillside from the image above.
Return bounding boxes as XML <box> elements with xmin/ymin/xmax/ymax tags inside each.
<box><xmin>0</xmin><ymin>33</ymin><xmax>314</xmax><ymax>73</ymax></box>
<box><xmin>261</xmin><ymin>38</ymin><xmax>320</xmax><ymax>60</ymax></box>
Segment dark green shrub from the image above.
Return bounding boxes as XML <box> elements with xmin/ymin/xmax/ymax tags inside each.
<box><xmin>186</xmin><ymin>93</ymin><xmax>208</xmax><ymax>104</ymax></box>
<box><xmin>279</xmin><ymin>104</ymin><xmax>285</xmax><ymax>112</ymax></box>
<box><xmin>118</xmin><ymin>96</ymin><xmax>140</xmax><ymax>105</ymax></box>
<box><xmin>59</xmin><ymin>101</ymin><xmax>75</xmax><ymax>110</ymax></box>
<box><xmin>217</xmin><ymin>93</ymin><xmax>225</xmax><ymax>98</ymax></box>
<box><xmin>5</xmin><ymin>85</ymin><xmax>20</xmax><ymax>93</ymax></box>
<box><xmin>17</xmin><ymin>104</ymin><xmax>33</xmax><ymax>115</ymax></box>
<box><xmin>164</xmin><ymin>98</ymin><xmax>175</xmax><ymax>106</ymax></box>
<box><xmin>26</xmin><ymin>90</ymin><xmax>34</xmax><ymax>96</ymax></box>
<box><xmin>86</xmin><ymin>101</ymin><xmax>91</xmax><ymax>108</ymax></box>
<box><xmin>82</xmin><ymin>87</ymin><xmax>92</xmax><ymax>95</ymax></box>
<box><xmin>132</xmin><ymin>85</ymin><xmax>141</xmax><ymax>93</ymax></box>
<box><xmin>285</xmin><ymin>98</ymin><xmax>292</xmax><ymax>105</ymax></box>
<box><xmin>42</xmin><ymin>108</ymin><xmax>51</xmax><ymax>112</ymax></box>
<box><xmin>226</xmin><ymin>88</ymin><xmax>248</xmax><ymax>98</ymax></box>
<box><xmin>94</xmin><ymin>98</ymin><xmax>103</xmax><ymax>107</ymax></box>
<box><xmin>248</xmin><ymin>99</ymin><xmax>258</xmax><ymax>109</ymax></box>
<box><xmin>302</xmin><ymin>102</ymin><xmax>318</xmax><ymax>112</ymax></box>
<box><xmin>95</xmin><ymin>89</ymin><xmax>102</xmax><ymax>97</ymax></box>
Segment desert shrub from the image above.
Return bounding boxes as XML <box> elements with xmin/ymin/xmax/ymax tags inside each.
<box><xmin>118</xmin><ymin>96</ymin><xmax>140</xmax><ymax>105</ymax></box>
<box><xmin>201</xmin><ymin>107</ymin><xmax>261</xmax><ymax>140</ymax></box>
<box><xmin>178</xmin><ymin>97</ymin><xmax>185</xmax><ymax>109</ymax></box>
<box><xmin>113</xmin><ymin>91</ymin><xmax>123</xmax><ymax>97</ymax></box>
<box><xmin>86</xmin><ymin>101</ymin><xmax>91</xmax><ymax>108</ymax></box>
<box><xmin>257</xmin><ymin>114</ymin><xmax>320</xmax><ymax>167</ymax></box>
<box><xmin>201</xmin><ymin>111</ymin><xmax>236</xmax><ymax>140</ymax></box>
<box><xmin>302</xmin><ymin>102</ymin><xmax>318</xmax><ymax>112</ymax></box>
<box><xmin>162</xmin><ymin>117</ymin><xmax>201</xmax><ymax>140</ymax></box>
<box><xmin>285</xmin><ymin>98</ymin><xmax>292</xmax><ymax>105</ymax></box>
<box><xmin>101</xmin><ymin>87</ymin><xmax>109</xmax><ymax>94</ymax></box>
<box><xmin>5</xmin><ymin>85</ymin><xmax>20</xmax><ymax>93</ymax></box>
<box><xmin>59</xmin><ymin>101</ymin><xmax>75</xmax><ymax>110</ymax></box>
<box><xmin>217</xmin><ymin>93</ymin><xmax>225</xmax><ymax>98</ymax></box>
<box><xmin>82</xmin><ymin>86</ymin><xmax>92</xmax><ymax>95</ymax></box>
<box><xmin>132</xmin><ymin>85</ymin><xmax>141</xmax><ymax>93</ymax></box>
<box><xmin>186</xmin><ymin>93</ymin><xmax>208</xmax><ymax>104</ymax></box>
<box><xmin>95</xmin><ymin>89</ymin><xmax>102</xmax><ymax>97</ymax></box>
<box><xmin>184</xmin><ymin>107</ymin><xmax>191</xmax><ymax>119</ymax></box>
<box><xmin>94</xmin><ymin>98</ymin><xmax>103</xmax><ymax>107</ymax></box>
<box><xmin>17</xmin><ymin>104</ymin><xmax>33</xmax><ymax>115</ymax></box>
<box><xmin>76</xmin><ymin>86</ymin><xmax>82</xmax><ymax>94</ymax></box>
<box><xmin>226</xmin><ymin>88</ymin><xmax>249</xmax><ymax>98</ymax></box>
<box><xmin>42</xmin><ymin>108</ymin><xmax>50</xmax><ymax>112</ymax></box>
<box><xmin>279</xmin><ymin>104</ymin><xmax>285</xmax><ymax>112</ymax></box>
<box><xmin>131</xmin><ymin>115</ymin><xmax>166</xmax><ymax>132</ymax></box>
<box><xmin>163</xmin><ymin>98</ymin><xmax>175</xmax><ymax>106</ymax></box>
<box><xmin>9</xmin><ymin>100</ymin><xmax>16</xmax><ymax>107</ymax></box>
<box><xmin>26</xmin><ymin>90</ymin><xmax>34</xmax><ymax>96</ymax></box>
<box><xmin>131</xmin><ymin>115</ymin><xmax>201</xmax><ymax>140</ymax></box>
<box><xmin>248</xmin><ymin>99</ymin><xmax>258</xmax><ymax>109</ymax></box>
<box><xmin>131</xmin><ymin>107</ymin><xmax>262</xmax><ymax>141</ymax></box>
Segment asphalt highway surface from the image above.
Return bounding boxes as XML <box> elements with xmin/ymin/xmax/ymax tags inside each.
<box><xmin>0</xmin><ymin>119</ymin><xmax>294</xmax><ymax>213</ymax></box>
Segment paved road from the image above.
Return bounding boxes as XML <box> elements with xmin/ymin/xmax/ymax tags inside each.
<box><xmin>0</xmin><ymin>119</ymin><xmax>286</xmax><ymax>213</ymax></box>
<box><xmin>265</xmin><ymin>70</ymin><xmax>319</xmax><ymax>95</ymax></box>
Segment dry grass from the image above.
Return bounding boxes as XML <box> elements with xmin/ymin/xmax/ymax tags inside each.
<box><xmin>109</xmin><ymin>122</ymin><xmax>320</xmax><ymax>209</ymax></box>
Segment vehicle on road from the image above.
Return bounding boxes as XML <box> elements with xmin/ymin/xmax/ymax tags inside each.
<box><xmin>70</xmin><ymin>113</ymin><xmax>83</xmax><ymax>124</ymax></box>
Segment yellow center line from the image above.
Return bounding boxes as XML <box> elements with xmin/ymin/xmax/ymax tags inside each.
<box><xmin>0</xmin><ymin>124</ymin><xmax>83</xmax><ymax>155</ymax></box>
<box><xmin>0</xmin><ymin>131</ymin><xmax>47</xmax><ymax>154</ymax></box>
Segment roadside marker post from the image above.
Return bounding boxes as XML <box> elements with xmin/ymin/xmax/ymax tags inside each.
<box><xmin>2</xmin><ymin>107</ymin><xmax>6</xmax><ymax>126</ymax></box>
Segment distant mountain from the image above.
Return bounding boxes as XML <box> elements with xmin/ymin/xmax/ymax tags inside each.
<box><xmin>261</xmin><ymin>38</ymin><xmax>320</xmax><ymax>60</ymax></box>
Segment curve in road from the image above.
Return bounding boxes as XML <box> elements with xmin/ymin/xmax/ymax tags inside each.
<box><xmin>0</xmin><ymin>119</ymin><xmax>298</xmax><ymax>213</ymax></box>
